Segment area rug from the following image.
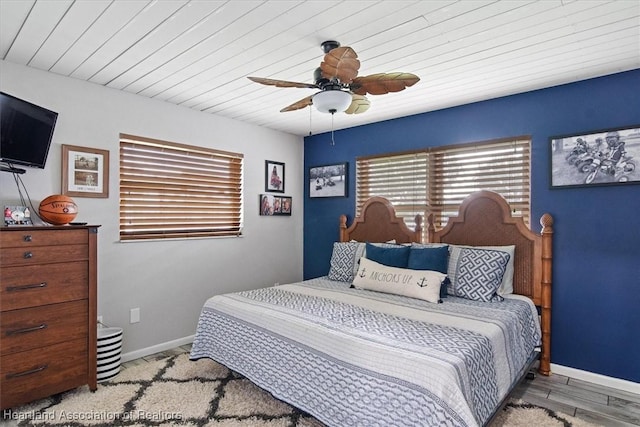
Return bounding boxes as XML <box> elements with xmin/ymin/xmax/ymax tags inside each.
<box><xmin>2</xmin><ymin>354</ymin><xmax>599</xmax><ymax>427</ymax></box>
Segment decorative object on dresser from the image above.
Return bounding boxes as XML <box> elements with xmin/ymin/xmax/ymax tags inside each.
<box><xmin>37</xmin><ymin>194</ymin><xmax>78</xmax><ymax>225</ymax></box>
<box><xmin>3</xmin><ymin>205</ymin><xmax>33</xmax><ymax>226</ymax></box>
<box><xmin>0</xmin><ymin>225</ymin><xmax>100</xmax><ymax>410</ymax></box>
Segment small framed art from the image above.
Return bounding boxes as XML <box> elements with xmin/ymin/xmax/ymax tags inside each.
<box><xmin>259</xmin><ymin>194</ymin><xmax>291</xmax><ymax>216</ymax></box>
<box><xmin>62</xmin><ymin>144</ymin><xmax>109</xmax><ymax>198</ymax></box>
<box><xmin>4</xmin><ymin>205</ymin><xmax>33</xmax><ymax>226</ymax></box>
<box><xmin>265</xmin><ymin>160</ymin><xmax>285</xmax><ymax>193</ymax></box>
<box><xmin>549</xmin><ymin>125</ymin><xmax>639</xmax><ymax>188</ymax></box>
<box><xmin>309</xmin><ymin>162</ymin><xmax>348</xmax><ymax>198</ymax></box>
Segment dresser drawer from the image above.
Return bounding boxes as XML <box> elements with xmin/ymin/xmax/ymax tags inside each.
<box><xmin>1</xmin><ymin>261</ymin><xmax>88</xmax><ymax>311</ymax></box>
<box><xmin>1</xmin><ymin>300</ymin><xmax>88</xmax><ymax>355</ymax></box>
<box><xmin>0</xmin><ymin>244</ymin><xmax>88</xmax><ymax>267</ymax></box>
<box><xmin>1</xmin><ymin>338</ymin><xmax>88</xmax><ymax>410</ymax></box>
<box><xmin>0</xmin><ymin>229</ymin><xmax>87</xmax><ymax>248</ymax></box>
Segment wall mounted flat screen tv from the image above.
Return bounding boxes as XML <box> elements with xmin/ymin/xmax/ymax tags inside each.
<box><xmin>0</xmin><ymin>91</ymin><xmax>58</xmax><ymax>169</ymax></box>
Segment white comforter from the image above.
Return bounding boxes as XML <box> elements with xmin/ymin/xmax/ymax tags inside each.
<box><xmin>190</xmin><ymin>277</ymin><xmax>540</xmax><ymax>427</ymax></box>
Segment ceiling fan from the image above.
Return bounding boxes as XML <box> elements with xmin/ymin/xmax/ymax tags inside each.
<box><xmin>248</xmin><ymin>41</ymin><xmax>420</xmax><ymax>115</ymax></box>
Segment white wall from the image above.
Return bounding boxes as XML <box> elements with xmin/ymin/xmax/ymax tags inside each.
<box><xmin>0</xmin><ymin>60</ymin><xmax>304</xmax><ymax>354</ymax></box>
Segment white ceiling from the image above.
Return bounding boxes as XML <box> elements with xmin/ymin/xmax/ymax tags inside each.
<box><xmin>1</xmin><ymin>0</ymin><xmax>638</xmax><ymax>137</ymax></box>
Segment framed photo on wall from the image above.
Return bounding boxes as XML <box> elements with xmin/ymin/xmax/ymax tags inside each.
<box><xmin>259</xmin><ymin>194</ymin><xmax>291</xmax><ymax>216</ymax></box>
<box><xmin>549</xmin><ymin>125</ymin><xmax>639</xmax><ymax>189</ymax></box>
<box><xmin>62</xmin><ymin>144</ymin><xmax>109</xmax><ymax>198</ymax></box>
<box><xmin>309</xmin><ymin>162</ymin><xmax>348</xmax><ymax>198</ymax></box>
<box><xmin>265</xmin><ymin>160</ymin><xmax>285</xmax><ymax>193</ymax></box>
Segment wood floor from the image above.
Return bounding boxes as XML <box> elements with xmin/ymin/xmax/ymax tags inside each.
<box><xmin>123</xmin><ymin>346</ymin><xmax>640</xmax><ymax>427</ymax></box>
<box><xmin>512</xmin><ymin>369</ymin><xmax>639</xmax><ymax>426</ymax></box>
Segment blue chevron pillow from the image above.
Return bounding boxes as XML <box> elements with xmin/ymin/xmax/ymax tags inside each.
<box><xmin>453</xmin><ymin>247</ymin><xmax>510</xmax><ymax>302</ymax></box>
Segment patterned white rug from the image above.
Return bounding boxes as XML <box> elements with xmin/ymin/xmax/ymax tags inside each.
<box><xmin>2</xmin><ymin>353</ymin><xmax>599</xmax><ymax>427</ymax></box>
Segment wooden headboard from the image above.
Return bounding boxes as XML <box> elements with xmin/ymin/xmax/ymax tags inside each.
<box><xmin>339</xmin><ymin>196</ymin><xmax>422</xmax><ymax>244</ymax></box>
<box><xmin>338</xmin><ymin>191</ymin><xmax>553</xmax><ymax>376</ymax></box>
<box><xmin>428</xmin><ymin>191</ymin><xmax>552</xmax><ymax>304</ymax></box>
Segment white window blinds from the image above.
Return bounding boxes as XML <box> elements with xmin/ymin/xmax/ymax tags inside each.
<box><xmin>119</xmin><ymin>134</ymin><xmax>243</xmax><ymax>241</ymax></box>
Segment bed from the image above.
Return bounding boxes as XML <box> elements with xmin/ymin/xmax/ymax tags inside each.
<box><xmin>190</xmin><ymin>190</ymin><xmax>554</xmax><ymax>427</ymax></box>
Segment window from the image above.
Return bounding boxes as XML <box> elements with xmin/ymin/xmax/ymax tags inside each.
<box><xmin>119</xmin><ymin>134</ymin><xmax>243</xmax><ymax>241</ymax></box>
<box><xmin>356</xmin><ymin>137</ymin><xmax>531</xmax><ymax>234</ymax></box>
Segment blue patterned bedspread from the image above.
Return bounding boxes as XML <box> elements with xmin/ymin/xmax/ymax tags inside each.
<box><xmin>190</xmin><ymin>277</ymin><xmax>540</xmax><ymax>427</ymax></box>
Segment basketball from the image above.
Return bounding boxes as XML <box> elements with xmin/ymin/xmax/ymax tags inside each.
<box><xmin>38</xmin><ymin>195</ymin><xmax>78</xmax><ymax>225</ymax></box>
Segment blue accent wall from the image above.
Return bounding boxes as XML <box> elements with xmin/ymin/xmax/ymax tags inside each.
<box><xmin>303</xmin><ymin>69</ymin><xmax>640</xmax><ymax>383</ymax></box>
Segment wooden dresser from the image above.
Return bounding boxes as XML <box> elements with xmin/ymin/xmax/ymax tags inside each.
<box><xmin>0</xmin><ymin>225</ymin><xmax>99</xmax><ymax>409</ymax></box>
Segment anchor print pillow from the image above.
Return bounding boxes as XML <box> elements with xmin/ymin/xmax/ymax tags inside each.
<box><xmin>352</xmin><ymin>257</ymin><xmax>446</xmax><ymax>303</ymax></box>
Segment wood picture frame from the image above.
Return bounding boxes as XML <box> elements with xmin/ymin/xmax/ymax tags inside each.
<box><xmin>265</xmin><ymin>160</ymin><xmax>285</xmax><ymax>193</ymax></box>
<box><xmin>62</xmin><ymin>144</ymin><xmax>109</xmax><ymax>198</ymax></box>
<box><xmin>549</xmin><ymin>125</ymin><xmax>639</xmax><ymax>188</ymax></box>
<box><xmin>309</xmin><ymin>162</ymin><xmax>348</xmax><ymax>198</ymax></box>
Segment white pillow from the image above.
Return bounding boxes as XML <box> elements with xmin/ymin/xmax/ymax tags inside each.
<box><xmin>353</xmin><ymin>257</ymin><xmax>446</xmax><ymax>303</ymax></box>
<box><xmin>447</xmin><ymin>245</ymin><xmax>515</xmax><ymax>295</ymax></box>
<box><xmin>411</xmin><ymin>242</ymin><xmax>448</xmax><ymax>248</ymax></box>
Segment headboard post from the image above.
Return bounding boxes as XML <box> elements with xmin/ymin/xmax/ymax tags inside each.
<box><xmin>414</xmin><ymin>214</ymin><xmax>423</xmax><ymax>243</ymax></box>
<box><xmin>339</xmin><ymin>214</ymin><xmax>348</xmax><ymax>242</ymax></box>
<box><xmin>539</xmin><ymin>213</ymin><xmax>554</xmax><ymax>376</ymax></box>
<box><xmin>426</xmin><ymin>213</ymin><xmax>435</xmax><ymax>243</ymax></box>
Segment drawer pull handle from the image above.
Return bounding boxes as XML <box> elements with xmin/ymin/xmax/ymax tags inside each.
<box><xmin>23</xmin><ymin>235</ymin><xmax>33</xmax><ymax>242</ymax></box>
<box><xmin>6</xmin><ymin>365</ymin><xmax>48</xmax><ymax>379</ymax></box>
<box><xmin>23</xmin><ymin>251</ymin><xmax>33</xmax><ymax>259</ymax></box>
<box><xmin>6</xmin><ymin>282</ymin><xmax>47</xmax><ymax>292</ymax></box>
<box><xmin>6</xmin><ymin>323</ymin><xmax>48</xmax><ymax>336</ymax></box>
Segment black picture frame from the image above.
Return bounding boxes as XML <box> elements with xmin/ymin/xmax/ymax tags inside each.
<box><xmin>259</xmin><ymin>194</ymin><xmax>291</xmax><ymax>216</ymax></box>
<box><xmin>265</xmin><ymin>160</ymin><xmax>285</xmax><ymax>193</ymax></box>
<box><xmin>309</xmin><ymin>162</ymin><xmax>348</xmax><ymax>198</ymax></box>
<box><xmin>549</xmin><ymin>125</ymin><xmax>639</xmax><ymax>189</ymax></box>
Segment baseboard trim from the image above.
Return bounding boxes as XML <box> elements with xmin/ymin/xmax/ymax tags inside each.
<box><xmin>121</xmin><ymin>335</ymin><xmax>195</xmax><ymax>363</ymax></box>
<box><xmin>551</xmin><ymin>363</ymin><xmax>640</xmax><ymax>395</ymax></box>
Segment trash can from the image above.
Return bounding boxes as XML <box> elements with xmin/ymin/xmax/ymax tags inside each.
<box><xmin>97</xmin><ymin>327</ymin><xmax>123</xmax><ymax>382</ymax></box>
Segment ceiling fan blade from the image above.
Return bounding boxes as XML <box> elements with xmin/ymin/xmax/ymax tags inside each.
<box><xmin>349</xmin><ymin>72</ymin><xmax>420</xmax><ymax>95</ymax></box>
<box><xmin>280</xmin><ymin>95</ymin><xmax>313</xmax><ymax>112</ymax></box>
<box><xmin>248</xmin><ymin>76</ymin><xmax>317</xmax><ymax>89</ymax></box>
<box><xmin>345</xmin><ymin>94</ymin><xmax>370</xmax><ymax>114</ymax></box>
<box><xmin>320</xmin><ymin>46</ymin><xmax>360</xmax><ymax>84</ymax></box>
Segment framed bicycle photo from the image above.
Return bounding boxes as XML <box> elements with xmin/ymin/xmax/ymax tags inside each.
<box><xmin>549</xmin><ymin>125</ymin><xmax>639</xmax><ymax>189</ymax></box>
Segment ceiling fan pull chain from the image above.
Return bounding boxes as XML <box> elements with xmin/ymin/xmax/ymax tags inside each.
<box><xmin>330</xmin><ymin>113</ymin><xmax>336</xmax><ymax>145</ymax></box>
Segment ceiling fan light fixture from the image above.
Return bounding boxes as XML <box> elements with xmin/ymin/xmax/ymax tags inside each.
<box><xmin>312</xmin><ymin>90</ymin><xmax>352</xmax><ymax>114</ymax></box>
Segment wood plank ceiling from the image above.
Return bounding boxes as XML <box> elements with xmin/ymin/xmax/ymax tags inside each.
<box><xmin>1</xmin><ymin>0</ymin><xmax>638</xmax><ymax>137</ymax></box>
